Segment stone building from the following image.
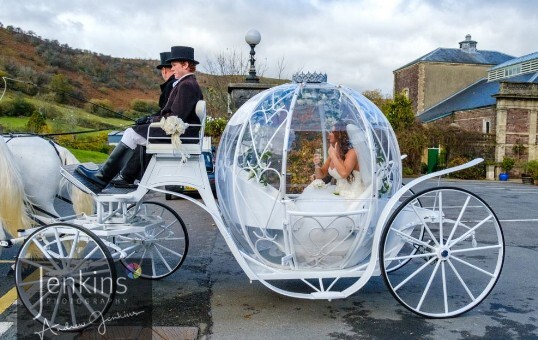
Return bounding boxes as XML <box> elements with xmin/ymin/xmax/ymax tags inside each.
<box><xmin>393</xmin><ymin>35</ymin><xmax>513</xmax><ymax>115</ymax></box>
<box><xmin>417</xmin><ymin>52</ymin><xmax>538</xmax><ymax>170</ymax></box>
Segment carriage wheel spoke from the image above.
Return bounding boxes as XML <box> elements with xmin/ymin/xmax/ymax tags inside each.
<box><xmin>385</xmin><ymin>251</ymin><xmax>436</xmax><ymax>262</ymax></box>
<box><xmin>71</xmin><ymin>244</ymin><xmax>100</xmax><ymax>272</ymax></box>
<box><xmin>53</xmin><ymin>228</ymin><xmax>67</xmax><ymax>268</ymax></box>
<box><xmin>31</xmin><ymin>239</ymin><xmax>62</xmax><ymax>272</ymax></box>
<box><xmin>447</xmin><ymin>259</ymin><xmax>475</xmax><ymax>301</ymax></box>
<box><xmin>390</xmin><ymin>227</ymin><xmax>434</xmax><ymax>251</ymax></box>
<box><xmin>73</xmin><ymin>279</ymin><xmax>111</xmax><ymax>299</ymax></box>
<box><xmin>67</xmin><ymin>230</ymin><xmax>81</xmax><ymax>268</ymax></box>
<box><xmin>150</xmin><ymin>221</ymin><xmax>178</xmax><ymax>240</ymax></box>
<box><xmin>394</xmin><ymin>257</ymin><xmax>437</xmax><ymax>291</ymax></box>
<box><xmin>121</xmin><ymin>243</ymin><xmax>142</xmax><ymax>256</ymax></box>
<box><xmin>153</xmin><ymin>245</ymin><xmax>172</xmax><ymax>272</ymax></box>
<box><xmin>416</xmin><ymin>260</ymin><xmax>440</xmax><ymax>311</ymax></box>
<box><xmin>30</xmin><ymin>289</ymin><xmax>52</xmax><ymax>310</ymax></box>
<box><xmin>411</xmin><ymin>204</ymin><xmax>440</xmax><ymax>247</ymax></box>
<box><xmin>438</xmin><ymin>191</ymin><xmax>444</xmax><ymax>246</ymax></box>
<box><xmin>442</xmin><ymin>261</ymin><xmax>448</xmax><ymax>314</ymax></box>
<box><xmin>72</xmin><ymin>284</ymin><xmax>97</xmax><ymax>316</ymax></box>
<box><xmin>67</xmin><ymin>285</ymin><xmax>77</xmax><ymax>326</ymax></box>
<box><xmin>19</xmin><ymin>258</ymin><xmax>54</xmax><ymax>272</ymax></box>
<box><xmin>155</xmin><ymin>243</ymin><xmax>184</xmax><ymax>258</ymax></box>
<box><xmin>450</xmin><ymin>255</ymin><xmax>495</xmax><ymax>277</ymax></box>
<box><xmin>50</xmin><ymin>287</ymin><xmax>63</xmax><ymax>327</ymax></box>
<box><xmin>451</xmin><ymin>244</ymin><xmax>502</xmax><ymax>254</ymax></box>
<box><xmin>150</xmin><ymin>249</ymin><xmax>157</xmax><ymax>277</ymax></box>
<box><xmin>446</xmin><ymin>196</ymin><xmax>470</xmax><ymax>244</ymax></box>
<box><xmin>448</xmin><ymin>215</ymin><xmax>492</xmax><ymax>248</ymax></box>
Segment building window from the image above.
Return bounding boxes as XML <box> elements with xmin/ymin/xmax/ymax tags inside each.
<box><xmin>483</xmin><ymin>119</ymin><xmax>491</xmax><ymax>134</ymax></box>
<box><xmin>402</xmin><ymin>88</ymin><xmax>409</xmax><ymax>98</ymax></box>
<box><xmin>505</xmin><ymin>65</ymin><xmax>521</xmax><ymax>77</ymax></box>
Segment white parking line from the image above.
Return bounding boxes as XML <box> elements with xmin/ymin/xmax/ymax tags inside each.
<box><xmin>0</xmin><ymin>322</ymin><xmax>13</xmax><ymax>337</ymax></box>
<box><xmin>499</xmin><ymin>219</ymin><xmax>538</xmax><ymax>222</ymax></box>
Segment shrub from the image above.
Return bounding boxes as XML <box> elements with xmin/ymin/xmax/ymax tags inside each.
<box><xmin>130</xmin><ymin>99</ymin><xmax>159</xmax><ymax>115</ymax></box>
<box><xmin>0</xmin><ymin>96</ymin><xmax>36</xmax><ymax>117</ymax></box>
<box><xmin>523</xmin><ymin>160</ymin><xmax>538</xmax><ymax>180</ymax></box>
<box><xmin>403</xmin><ymin>167</ymin><xmax>414</xmax><ymax>176</ymax></box>
<box><xmin>205</xmin><ymin>116</ymin><xmax>228</xmax><ymax>138</ymax></box>
<box><xmin>501</xmin><ymin>157</ymin><xmax>515</xmax><ymax>173</ymax></box>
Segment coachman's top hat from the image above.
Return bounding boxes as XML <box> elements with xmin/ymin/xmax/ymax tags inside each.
<box><xmin>156</xmin><ymin>52</ymin><xmax>172</xmax><ymax>69</ymax></box>
<box><xmin>166</xmin><ymin>46</ymin><xmax>199</xmax><ymax>64</ymax></box>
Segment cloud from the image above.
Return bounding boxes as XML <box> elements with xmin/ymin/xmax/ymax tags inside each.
<box><xmin>0</xmin><ymin>0</ymin><xmax>537</xmax><ymax>94</ymax></box>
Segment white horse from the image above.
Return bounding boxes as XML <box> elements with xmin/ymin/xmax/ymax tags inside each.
<box><xmin>0</xmin><ymin>135</ymin><xmax>93</xmax><ymax>244</ymax></box>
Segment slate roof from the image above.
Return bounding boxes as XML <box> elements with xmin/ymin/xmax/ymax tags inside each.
<box><xmin>490</xmin><ymin>51</ymin><xmax>538</xmax><ymax>70</ymax></box>
<box><xmin>395</xmin><ymin>48</ymin><xmax>514</xmax><ymax>72</ymax></box>
<box><xmin>418</xmin><ymin>72</ymin><xmax>538</xmax><ymax>123</ymax></box>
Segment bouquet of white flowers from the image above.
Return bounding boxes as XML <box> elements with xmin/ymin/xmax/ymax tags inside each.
<box><xmin>311</xmin><ymin>179</ymin><xmax>326</xmax><ymax>189</ymax></box>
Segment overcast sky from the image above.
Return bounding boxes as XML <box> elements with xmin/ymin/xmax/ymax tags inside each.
<box><xmin>0</xmin><ymin>0</ymin><xmax>536</xmax><ymax>95</ymax></box>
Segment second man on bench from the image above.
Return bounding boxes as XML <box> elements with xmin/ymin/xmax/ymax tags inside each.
<box><xmin>76</xmin><ymin>45</ymin><xmax>204</xmax><ymax>190</ymax></box>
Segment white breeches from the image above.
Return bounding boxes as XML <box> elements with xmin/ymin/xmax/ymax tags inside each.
<box><xmin>121</xmin><ymin>128</ymin><xmax>148</xmax><ymax>149</ymax></box>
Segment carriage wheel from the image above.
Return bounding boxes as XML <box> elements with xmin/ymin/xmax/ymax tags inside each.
<box><xmin>15</xmin><ymin>223</ymin><xmax>116</xmax><ymax>331</ymax></box>
<box><xmin>385</xmin><ymin>187</ymin><xmax>425</xmax><ymax>273</ymax></box>
<box><xmin>116</xmin><ymin>201</ymin><xmax>188</xmax><ymax>279</ymax></box>
<box><xmin>380</xmin><ymin>187</ymin><xmax>504</xmax><ymax>318</ymax></box>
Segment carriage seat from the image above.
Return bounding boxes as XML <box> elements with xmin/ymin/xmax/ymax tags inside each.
<box><xmin>146</xmin><ymin>100</ymin><xmax>206</xmax><ymax>155</ymax></box>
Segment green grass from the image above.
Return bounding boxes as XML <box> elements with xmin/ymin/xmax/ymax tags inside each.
<box><xmin>68</xmin><ymin>148</ymin><xmax>108</xmax><ymax>163</ymax></box>
<box><xmin>1</xmin><ymin>92</ymin><xmax>128</xmax><ymax>162</ymax></box>
<box><xmin>0</xmin><ymin>116</ymin><xmax>29</xmax><ymax>130</ymax></box>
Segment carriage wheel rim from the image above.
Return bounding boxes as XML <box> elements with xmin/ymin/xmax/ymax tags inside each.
<box><xmin>119</xmin><ymin>201</ymin><xmax>189</xmax><ymax>280</ymax></box>
<box><xmin>15</xmin><ymin>223</ymin><xmax>117</xmax><ymax>331</ymax></box>
<box><xmin>380</xmin><ymin>186</ymin><xmax>505</xmax><ymax>318</ymax></box>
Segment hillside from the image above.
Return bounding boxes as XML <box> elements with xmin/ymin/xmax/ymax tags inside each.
<box><xmin>0</xmin><ymin>24</ymin><xmax>160</xmax><ymax>110</ymax></box>
<box><xmin>0</xmin><ymin>23</ymin><xmax>287</xmax><ymax>117</ymax></box>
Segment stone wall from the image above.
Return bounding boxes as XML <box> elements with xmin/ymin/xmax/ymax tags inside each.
<box><xmin>227</xmin><ymin>83</ymin><xmax>273</xmax><ymax>113</ymax></box>
<box><xmin>393</xmin><ymin>64</ymin><xmax>420</xmax><ymax>114</ymax></box>
<box><xmin>422</xmin><ymin>63</ymin><xmax>490</xmax><ymax>113</ymax></box>
<box><xmin>495</xmin><ymin>82</ymin><xmax>538</xmax><ymax>163</ymax></box>
<box><xmin>454</xmin><ymin>107</ymin><xmax>497</xmax><ymax>132</ymax></box>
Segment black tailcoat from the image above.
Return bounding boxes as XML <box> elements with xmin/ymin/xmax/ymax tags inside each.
<box><xmin>133</xmin><ymin>74</ymin><xmax>203</xmax><ymax>143</ymax></box>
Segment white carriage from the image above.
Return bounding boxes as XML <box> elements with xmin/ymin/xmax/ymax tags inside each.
<box><xmin>4</xmin><ymin>77</ymin><xmax>504</xmax><ymax>330</ymax></box>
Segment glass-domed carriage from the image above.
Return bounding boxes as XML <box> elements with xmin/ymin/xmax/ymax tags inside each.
<box><xmin>5</xmin><ymin>75</ymin><xmax>504</xmax><ymax>326</ymax></box>
<box><xmin>215</xmin><ymin>75</ymin><xmax>503</xmax><ymax>317</ymax></box>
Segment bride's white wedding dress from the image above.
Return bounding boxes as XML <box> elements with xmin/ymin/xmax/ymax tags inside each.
<box><xmin>328</xmin><ymin>167</ymin><xmax>364</xmax><ymax>199</ymax></box>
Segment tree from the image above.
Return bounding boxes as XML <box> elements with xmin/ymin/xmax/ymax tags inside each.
<box><xmin>49</xmin><ymin>74</ymin><xmax>73</xmax><ymax>104</ymax></box>
<box><xmin>362</xmin><ymin>89</ymin><xmax>390</xmax><ymax>111</ymax></box>
<box><xmin>202</xmin><ymin>48</ymin><xmax>248</xmax><ymax>117</ymax></box>
<box><xmin>381</xmin><ymin>91</ymin><xmax>426</xmax><ymax>174</ymax></box>
<box><xmin>382</xmin><ymin>91</ymin><xmax>415</xmax><ymax>132</ymax></box>
<box><xmin>276</xmin><ymin>55</ymin><xmax>287</xmax><ymax>80</ymax></box>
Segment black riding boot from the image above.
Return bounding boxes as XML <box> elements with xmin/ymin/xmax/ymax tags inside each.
<box><xmin>110</xmin><ymin>146</ymin><xmax>143</xmax><ymax>188</ymax></box>
<box><xmin>76</xmin><ymin>142</ymin><xmax>134</xmax><ymax>189</ymax></box>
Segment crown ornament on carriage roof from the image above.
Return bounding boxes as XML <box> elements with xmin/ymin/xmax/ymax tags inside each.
<box><xmin>292</xmin><ymin>72</ymin><xmax>327</xmax><ymax>83</ymax></box>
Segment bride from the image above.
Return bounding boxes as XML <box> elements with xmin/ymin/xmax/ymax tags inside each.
<box><xmin>311</xmin><ymin>122</ymin><xmax>364</xmax><ymax>198</ymax></box>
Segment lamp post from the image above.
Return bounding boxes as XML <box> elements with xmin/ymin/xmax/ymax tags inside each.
<box><xmin>245</xmin><ymin>29</ymin><xmax>261</xmax><ymax>83</ymax></box>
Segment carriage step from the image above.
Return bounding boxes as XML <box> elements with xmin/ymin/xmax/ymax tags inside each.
<box><xmin>61</xmin><ymin>164</ymin><xmax>138</xmax><ymax>195</ymax></box>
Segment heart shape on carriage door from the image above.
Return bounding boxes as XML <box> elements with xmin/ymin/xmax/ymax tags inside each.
<box><xmin>309</xmin><ymin>227</ymin><xmax>340</xmax><ymax>249</ymax></box>
<box><xmin>307</xmin><ymin>217</ymin><xmax>354</xmax><ymax>250</ymax></box>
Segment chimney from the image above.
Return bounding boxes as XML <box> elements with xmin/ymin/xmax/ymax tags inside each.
<box><xmin>459</xmin><ymin>34</ymin><xmax>477</xmax><ymax>53</ymax></box>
